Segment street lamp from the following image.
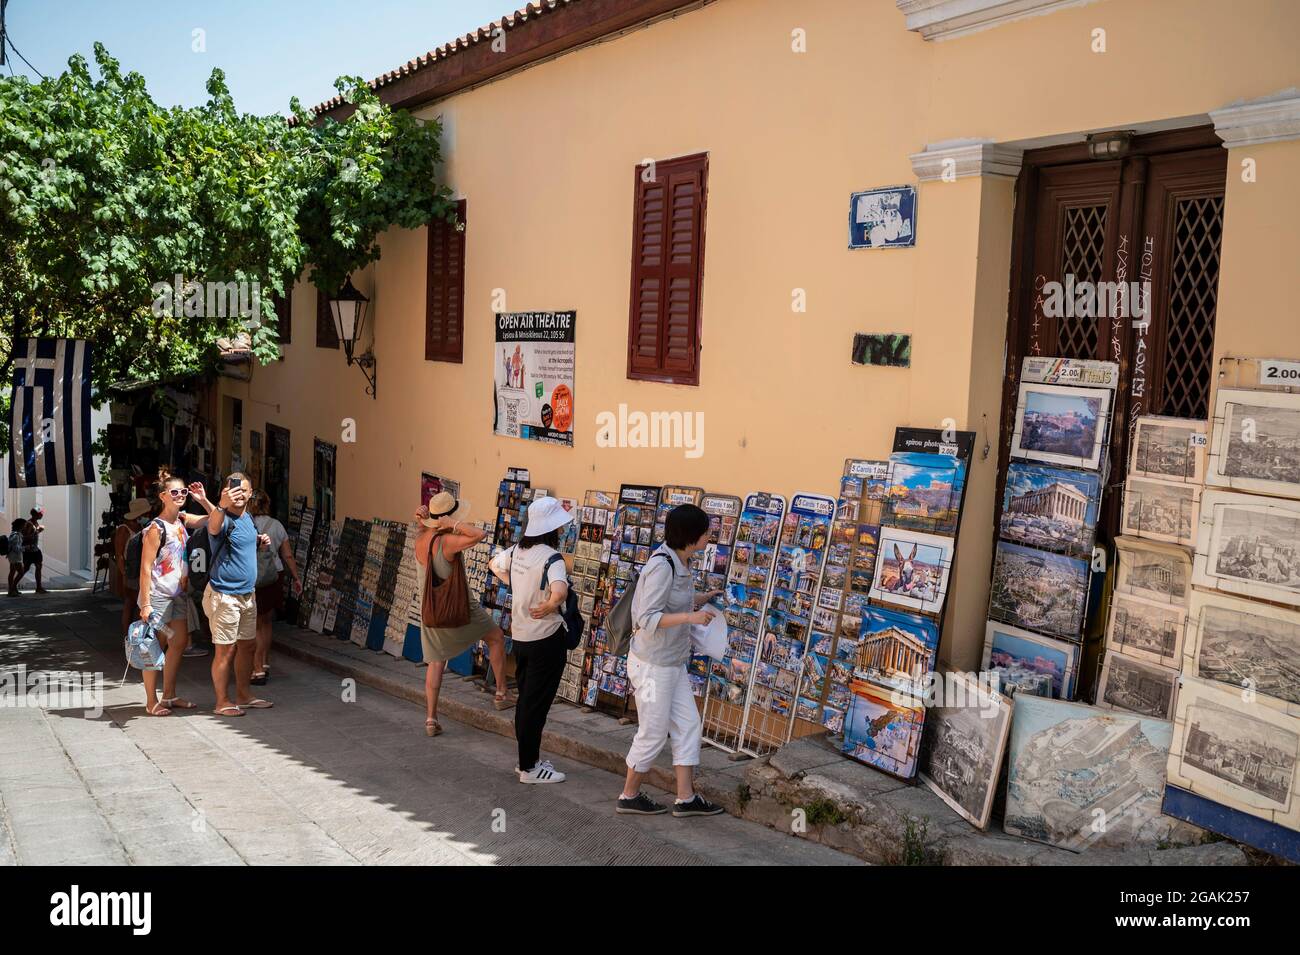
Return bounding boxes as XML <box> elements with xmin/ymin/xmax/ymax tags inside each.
<box><xmin>330</xmin><ymin>276</ymin><xmax>376</xmax><ymax>398</ymax></box>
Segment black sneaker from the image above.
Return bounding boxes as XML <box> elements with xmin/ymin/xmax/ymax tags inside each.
<box><xmin>617</xmin><ymin>792</ymin><xmax>668</xmax><ymax>815</ymax></box>
<box><xmin>672</xmin><ymin>794</ymin><xmax>725</xmax><ymax>817</ymax></box>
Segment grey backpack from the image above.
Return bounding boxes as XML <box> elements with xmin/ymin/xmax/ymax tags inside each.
<box><xmin>604</xmin><ymin>551</ymin><xmax>673</xmax><ymax>657</ymax></box>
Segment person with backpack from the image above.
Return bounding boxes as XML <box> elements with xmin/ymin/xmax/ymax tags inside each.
<box><xmin>488</xmin><ymin>496</ymin><xmax>573</xmax><ymax>784</ymax></box>
<box><xmin>617</xmin><ymin>503</ymin><xmax>726</xmax><ymax>817</ymax></box>
<box><xmin>413</xmin><ymin>491</ymin><xmax>513</xmax><ymax>738</ymax></box>
<box><xmin>113</xmin><ymin>498</ymin><xmax>153</xmax><ymax>634</ymax></box>
<box><xmin>5</xmin><ymin>518</ymin><xmax>26</xmax><ymax>597</ymax></box>
<box><xmin>21</xmin><ymin>507</ymin><xmax>47</xmax><ymax>593</ymax></box>
<box><xmin>248</xmin><ymin>489</ymin><xmax>302</xmax><ymax>685</ymax></box>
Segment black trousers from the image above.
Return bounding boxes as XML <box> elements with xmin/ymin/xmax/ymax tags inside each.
<box><xmin>513</xmin><ymin>626</ymin><xmax>567</xmax><ymax>772</ymax></box>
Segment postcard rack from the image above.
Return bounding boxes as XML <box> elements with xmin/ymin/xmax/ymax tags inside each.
<box><xmin>686</xmin><ymin>493</ymin><xmax>743</xmax><ymax>701</ymax></box>
<box><xmin>561</xmin><ymin>490</ymin><xmax>616</xmax><ymax>706</ymax></box>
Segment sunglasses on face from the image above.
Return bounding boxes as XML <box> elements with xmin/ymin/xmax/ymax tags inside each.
<box><xmin>166</xmin><ymin>488</ymin><xmax>189</xmax><ymax>499</ymax></box>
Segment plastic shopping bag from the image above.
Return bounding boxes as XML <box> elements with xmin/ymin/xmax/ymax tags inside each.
<box><xmin>689</xmin><ymin>609</ymin><xmax>728</xmax><ymax>660</ymax></box>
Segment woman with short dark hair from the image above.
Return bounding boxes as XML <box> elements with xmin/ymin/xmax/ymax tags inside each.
<box><xmin>617</xmin><ymin>503</ymin><xmax>726</xmax><ymax>817</ymax></box>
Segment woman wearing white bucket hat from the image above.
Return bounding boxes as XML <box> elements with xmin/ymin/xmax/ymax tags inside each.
<box><xmin>414</xmin><ymin>491</ymin><xmax>514</xmax><ymax>738</ymax></box>
<box><xmin>489</xmin><ymin>495</ymin><xmax>573</xmax><ymax>783</ymax></box>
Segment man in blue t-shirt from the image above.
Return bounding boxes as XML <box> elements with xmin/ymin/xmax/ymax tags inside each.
<box><xmin>190</xmin><ymin>472</ymin><xmax>274</xmax><ymax>716</ymax></box>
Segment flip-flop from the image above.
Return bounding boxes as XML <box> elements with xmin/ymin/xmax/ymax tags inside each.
<box><xmin>493</xmin><ymin>692</ymin><xmax>517</xmax><ymax>711</ymax></box>
<box><xmin>214</xmin><ymin>705</ymin><xmax>245</xmax><ymax>717</ymax></box>
<box><xmin>161</xmin><ymin>697</ymin><xmax>197</xmax><ymax>710</ymax></box>
<box><xmin>238</xmin><ymin>698</ymin><xmax>274</xmax><ymax>709</ymax></box>
<box><xmin>145</xmin><ymin>703</ymin><xmax>172</xmax><ymax>717</ymax></box>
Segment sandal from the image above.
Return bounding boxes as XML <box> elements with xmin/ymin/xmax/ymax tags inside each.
<box><xmin>145</xmin><ymin>702</ymin><xmax>172</xmax><ymax>717</ymax></box>
<box><xmin>425</xmin><ymin>718</ymin><xmax>443</xmax><ymax>737</ymax></box>
<box><xmin>237</xmin><ymin>698</ymin><xmax>274</xmax><ymax>709</ymax></box>
<box><xmin>214</xmin><ymin>705</ymin><xmax>245</xmax><ymax>717</ymax></box>
<box><xmin>161</xmin><ymin>697</ymin><xmax>197</xmax><ymax>710</ymax></box>
<box><xmin>493</xmin><ymin>691</ymin><xmax>517</xmax><ymax>711</ymax></box>
<box><xmin>250</xmin><ymin>671</ymin><xmax>268</xmax><ymax>686</ymax></box>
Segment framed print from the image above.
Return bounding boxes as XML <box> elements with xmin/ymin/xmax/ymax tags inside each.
<box><xmin>1166</xmin><ymin>675</ymin><xmax>1300</xmax><ymax>832</ymax></box>
<box><xmin>841</xmin><ymin>678</ymin><xmax>925</xmax><ymax>779</ymax></box>
<box><xmin>1004</xmin><ymin>696</ymin><xmax>1178</xmax><ymax>851</ymax></box>
<box><xmin>1129</xmin><ymin>415</ymin><xmax>1207</xmax><ymax>484</ymax></box>
<box><xmin>1113</xmin><ymin>535</ymin><xmax>1192</xmax><ymax>604</ymax></box>
<box><xmin>919</xmin><ymin>671</ymin><xmax>1012</xmax><ymax>830</ymax></box>
<box><xmin>1009</xmin><ymin>381</ymin><xmax>1111</xmax><ymax>471</ymax></box>
<box><xmin>1184</xmin><ymin>590</ymin><xmax>1300</xmax><ymax>712</ymax></box>
<box><xmin>982</xmin><ymin>619</ymin><xmax>1079</xmax><ymax>699</ymax></box>
<box><xmin>999</xmin><ymin>461</ymin><xmax>1101</xmax><ymax>560</ymax></box>
<box><xmin>1096</xmin><ymin>652</ymin><xmax>1180</xmax><ymax>720</ymax></box>
<box><xmin>848</xmin><ymin>185</ymin><xmax>916</xmax><ymax>250</ymax></box>
<box><xmin>869</xmin><ymin>526</ymin><xmax>953</xmax><ymax>616</ymax></box>
<box><xmin>1121</xmin><ymin>477</ymin><xmax>1200</xmax><ymax>547</ymax></box>
<box><xmin>882</xmin><ymin>451</ymin><xmax>967</xmax><ymax>535</ymax></box>
<box><xmin>1207</xmin><ymin>388</ymin><xmax>1300</xmax><ymax>500</ymax></box>
<box><xmin>852</xmin><ymin>605</ymin><xmax>939</xmax><ymax>697</ymax></box>
<box><xmin>1193</xmin><ymin>489</ymin><xmax>1300</xmax><ymax>608</ymax></box>
<box><xmin>1105</xmin><ymin>591</ymin><xmax>1185</xmax><ymax>669</ymax></box>
<box><xmin>988</xmin><ymin>541</ymin><xmax>1089</xmax><ymax>641</ymax></box>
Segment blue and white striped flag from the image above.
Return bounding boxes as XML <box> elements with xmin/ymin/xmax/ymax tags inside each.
<box><xmin>8</xmin><ymin>338</ymin><xmax>96</xmax><ymax>488</ymax></box>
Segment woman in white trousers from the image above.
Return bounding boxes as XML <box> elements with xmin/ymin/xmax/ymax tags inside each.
<box><xmin>617</xmin><ymin>503</ymin><xmax>726</xmax><ymax>818</ymax></box>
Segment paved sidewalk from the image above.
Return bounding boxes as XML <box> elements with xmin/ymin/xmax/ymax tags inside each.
<box><xmin>0</xmin><ymin>580</ymin><xmax>858</xmax><ymax>866</ymax></box>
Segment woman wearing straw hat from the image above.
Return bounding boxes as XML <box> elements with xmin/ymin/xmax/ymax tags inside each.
<box><xmin>413</xmin><ymin>491</ymin><xmax>515</xmax><ymax>737</ymax></box>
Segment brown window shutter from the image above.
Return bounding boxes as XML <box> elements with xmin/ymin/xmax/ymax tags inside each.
<box><xmin>316</xmin><ymin>286</ymin><xmax>339</xmax><ymax>349</ymax></box>
<box><xmin>627</xmin><ymin>154</ymin><xmax>707</xmax><ymax>385</ymax></box>
<box><xmin>274</xmin><ymin>289</ymin><xmax>292</xmax><ymax>346</ymax></box>
<box><xmin>426</xmin><ymin>199</ymin><xmax>467</xmax><ymax>363</ymax></box>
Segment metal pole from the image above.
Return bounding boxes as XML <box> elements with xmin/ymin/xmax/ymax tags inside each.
<box><xmin>1</xmin><ymin>0</ymin><xmax>9</xmax><ymax>66</ymax></box>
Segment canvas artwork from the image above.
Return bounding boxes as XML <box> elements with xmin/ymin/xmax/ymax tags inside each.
<box><xmin>1004</xmin><ymin>696</ymin><xmax>1177</xmax><ymax>851</ymax></box>
<box><xmin>1193</xmin><ymin>490</ymin><xmax>1300</xmax><ymax>608</ymax></box>
<box><xmin>1129</xmin><ymin>415</ymin><xmax>1207</xmax><ymax>484</ymax></box>
<box><xmin>1184</xmin><ymin>590</ymin><xmax>1300</xmax><ymax>711</ymax></box>
<box><xmin>982</xmin><ymin>619</ymin><xmax>1079</xmax><ymax>699</ymax></box>
<box><xmin>869</xmin><ymin>526</ymin><xmax>953</xmax><ymax>616</ymax></box>
<box><xmin>919</xmin><ymin>671</ymin><xmax>1012</xmax><ymax>830</ymax></box>
<box><xmin>988</xmin><ymin>541</ymin><xmax>1089</xmax><ymax>641</ymax></box>
<box><xmin>1166</xmin><ymin>676</ymin><xmax>1300</xmax><ymax>831</ymax></box>
<box><xmin>1010</xmin><ymin>381</ymin><xmax>1111</xmax><ymax>471</ymax></box>
<box><xmin>841</xmin><ymin>678</ymin><xmax>925</xmax><ymax>779</ymax></box>
<box><xmin>999</xmin><ymin>461</ymin><xmax>1100</xmax><ymax>560</ymax></box>
<box><xmin>1207</xmin><ymin>388</ymin><xmax>1300</xmax><ymax>500</ymax></box>
<box><xmin>1114</xmin><ymin>535</ymin><xmax>1192</xmax><ymax>604</ymax></box>
<box><xmin>882</xmin><ymin>452</ymin><xmax>967</xmax><ymax>535</ymax></box>
<box><xmin>1096</xmin><ymin>652</ymin><xmax>1180</xmax><ymax>720</ymax></box>
<box><xmin>852</xmin><ymin>605</ymin><xmax>939</xmax><ymax>697</ymax></box>
<box><xmin>1121</xmin><ymin>477</ymin><xmax>1201</xmax><ymax>547</ymax></box>
<box><xmin>1106</xmin><ymin>591</ymin><xmax>1185</xmax><ymax>669</ymax></box>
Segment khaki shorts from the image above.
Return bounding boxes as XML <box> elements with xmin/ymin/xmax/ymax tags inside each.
<box><xmin>203</xmin><ymin>585</ymin><xmax>257</xmax><ymax>645</ymax></box>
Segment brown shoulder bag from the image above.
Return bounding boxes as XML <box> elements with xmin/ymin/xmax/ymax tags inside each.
<box><xmin>421</xmin><ymin>535</ymin><xmax>471</xmax><ymax>628</ymax></box>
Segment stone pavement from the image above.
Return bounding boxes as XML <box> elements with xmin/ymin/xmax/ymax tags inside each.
<box><xmin>0</xmin><ymin>578</ymin><xmax>858</xmax><ymax>866</ymax></box>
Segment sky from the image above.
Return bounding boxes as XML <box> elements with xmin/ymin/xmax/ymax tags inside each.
<box><xmin>3</xmin><ymin>0</ymin><xmax>517</xmax><ymax>114</ymax></box>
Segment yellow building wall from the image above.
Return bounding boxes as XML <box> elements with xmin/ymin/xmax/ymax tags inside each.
<box><xmin>218</xmin><ymin>0</ymin><xmax>1300</xmax><ymax>669</ymax></box>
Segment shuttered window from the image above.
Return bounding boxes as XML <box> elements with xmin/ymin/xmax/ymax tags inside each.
<box><xmin>426</xmin><ymin>199</ymin><xmax>467</xmax><ymax>363</ymax></box>
<box><xmin>627</xmin><ymin>153</ymin><xmax>707</xmax><ymax>385</ymax></box>
<box><xmin>316</xmin><ymin>287</ymin><xmax>338</xmax><ymax>349</ymax></box>
<box><xmin>274</xmin><ymin>289</ymin><xmax>292</xmax><ymax>347</ymax></box>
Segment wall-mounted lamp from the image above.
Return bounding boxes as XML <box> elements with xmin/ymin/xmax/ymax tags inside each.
<box><xmin>1085</xmin><ymin>130</ymin><xmax>1134</xmax><ymax>160</ymax></box>
<box><xmin>330</xmin><ymin>276</ymin><xmax>376</xmax><ymax>398</ymax></box>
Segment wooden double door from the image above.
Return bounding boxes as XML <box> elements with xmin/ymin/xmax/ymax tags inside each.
<box><xmin>1001</xmin><ymin>126</ymin><xmax>1228</xmax><ymax>541</ymax></box>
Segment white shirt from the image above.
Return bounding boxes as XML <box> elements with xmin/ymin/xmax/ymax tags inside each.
<box><xmin>491</xmin><ymin>543</ymin><xmax>569</xmax><ymax>642</ymax></box>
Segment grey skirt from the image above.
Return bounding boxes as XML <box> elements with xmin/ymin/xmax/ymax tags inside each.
<box><xmin>419</xmin><ymin>596</ymin><xmax>497</xmax><ymax>663</ymax></box>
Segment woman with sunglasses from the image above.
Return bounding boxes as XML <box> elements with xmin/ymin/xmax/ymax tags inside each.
<box><xmin>137</xmin><ymin>471</ymin><xmax>197</xmax><ymax>716</ymax></box>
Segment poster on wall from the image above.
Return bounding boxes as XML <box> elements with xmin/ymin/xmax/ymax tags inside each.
<box><xmin>847</xmin><ymin>186</ymin><xmax>916</xmax><ymax>250</ymax></box>
<box><xmin>493</xmin><ymin>311</ymin><xmax>576</xmax><ymax>446</ymax></box>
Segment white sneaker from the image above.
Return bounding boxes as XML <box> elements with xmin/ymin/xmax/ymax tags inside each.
<box><xmin>518</xmin><ymin>762</ymin><xmax>566</xmax><ymax>784</ymax></box>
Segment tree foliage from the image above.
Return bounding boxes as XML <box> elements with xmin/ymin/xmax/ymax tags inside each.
<box><xmin>0</xmin><ymin>44</ymin><xmax>453</xmax><ymax>440</ymax></box>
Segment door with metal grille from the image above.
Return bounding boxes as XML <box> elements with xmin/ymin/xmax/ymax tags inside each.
<box><xmin>1001</xmin><ymin>127</ymin><xmax>1227</xmax><ymax>542</ymax></box>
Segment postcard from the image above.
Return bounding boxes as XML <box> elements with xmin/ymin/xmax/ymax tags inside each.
<box><xmin>1121</xmin><ymin>477</ymin><xmax>1201</xmax><ymax>547</ymax></box>
<box><xmin>1010</xmin><ymin>381</ymin><xmax>1111</xmax><ymax>470</ymax></box>
<box><xmin>882</xmin><ymin>452</ymin><xmax>967</xmax><ymax>535</ymax></box>
<box><xmin>1096</xmin><ymin>652</ymin><xmax>1179</xmax><ymax>720</ymax></box>
<box><xmin>1184</xmin><ymin>590</ymin><xmax>1300</xmax><ymax>712</ymax></box>
<box><xmin>982</xmin><ymin>619</ymin><xmax>1079</xmax><ymax>699</ymax></box>
<box><xmin>919</xmin><ymin>670</ymin><xmax>1012</xmax><ymax>830</ymax></box>
<box><xmin>1106</xmin><ymin>591</ymin><xmax>1185</xmax><ymax>669</ymax></box>
<box><xmin>869</xmin><ymin>526</ymin><xmax>954</xmax><ymax>615</ymax></box>
<box><xmin>1114</xmin><ymin>535</ymin><xmax>1192</xmax><ymax>604</ymax></box>
<box><xmin>988</xmin><ymin>541</ymin><xmax>1089</xmax><ymax>640</ymax></box>
<box><xmin>1130</xmin><ymin>415</ymin><xmax>1207</xmax><ymax>484</ymax></box>
<box><xmin>852</xmin><ymin>605</ymin><xmax>939</xmax><ymax>695</ymax></box>
<box><xmin>1193</xmin><ymin>490</ymin><xmax>1300</xmax><ymax>607</ymax></box>
<box><xmin>841</xmin><ymin>679</ymin><xmax>925</xmax><ymax>779</ymax></box>
<box><xmin>1207</xmin><ymin>388</ymin><xmax>1300</xmax><ymax>500</ymax></box>
<box><xmin>1000</xmin><ymin>461</ymin><xmax>1101</xmax><ymax>560</ymax></box>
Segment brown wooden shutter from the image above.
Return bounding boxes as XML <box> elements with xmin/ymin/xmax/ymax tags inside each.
<box><xmin>274</xmin><ymin>289</ymin><xmax>292</xmax><ymax>346</ymax></box>
<box><xmin>316</xmin><ymin>287</ymin><xmax>338</xmax><ymax>349</ymax></box>
<box><xmin>627</xmin><ymin>153</ymin><xmax>707</xmax><ymax>385</ymax></box>
<box><xmin>426</xmin><ymin>199</ymin><xmax>467</xmax><ymax>363</ymax></box>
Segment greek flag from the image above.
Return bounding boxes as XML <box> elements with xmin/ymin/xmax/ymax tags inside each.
<box><xmin>8</xmin><ymin>338</ymin><xmax>96</xmax><ymax>488</ymax></box>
